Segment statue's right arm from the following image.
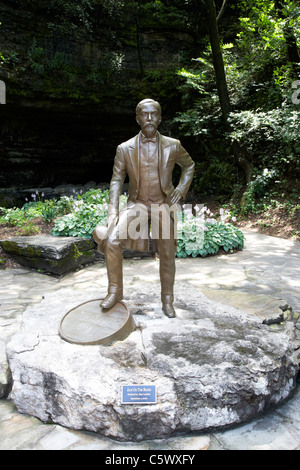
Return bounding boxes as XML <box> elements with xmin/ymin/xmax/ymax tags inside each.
<box><xmin>108</xmin><ymin>145</ymin><xmax>127</xmax><ymax>226</ymax></box>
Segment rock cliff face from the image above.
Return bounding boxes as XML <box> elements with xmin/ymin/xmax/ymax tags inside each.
<box><xmin>0</xmin><ymin>105</ymin><xmax>137</xmax><ymax>189</ymax></box>
<box><xmin>0</xmin><ymin>1</ymin><xmax>195</xmax><ymax>190</ymax></box>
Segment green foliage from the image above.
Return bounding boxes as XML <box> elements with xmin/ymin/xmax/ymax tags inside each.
<box><xmin>237</xmin><ymin>170</ymin><xmax>300</xmax><ymax>217</ymax></box>
<box><xmin>176</xmin><ymin>207</ymin><xmax>244</xmax><ymax>258</ymax></box>
<box><xmin>237</xmin><ymin>0</ymin><xmax>300</xmax><ymax>63</ymax></box>
<box><xmin>22</xmin><ymin>194</ymin><xmax>71</xmax><ymax>223</ymax></box>
<box><xmin>0</xmin><ymin>191</ymin><xmax>76</xmax><ymax>228</ymax></box>
<box><xmin>192</xmin><ymin>158</ymin><xmax>237</xmax><ymax>196</ymax></box>
<box><xmin>27</xmin><ymin>39</ymin><xmax>45</xmax><ymax>74</ymax></box>
<box><xmin>0</xmin><ymin>22</ymin><xmax>4</xmax><ymax>64</ymax></box>
<box><xmin>50</xmin><ymin>188</ymin><xmax>244</xmax><ymax>258</ymax></box>
<box><xmin>0</xmin><ymin>207</ymin><xmax>40</xmax><ymax>235</ymax></box>
<box><xmin>202</xmin><ymin>221</ymin><xmax>244</xmax><ymax>256</ymax></box>
<box><xmin>55</xmin><ymin>196</ymin><xmax>75</xmax><ymax>215</ymax></box>
<box><xmin>1</xmin><ymin>0</ymin><xmax>203</xmax><ymax>106</ymax></box>
<box><xmin>0</xmin><ymin>208</ymin><xmax>27</xmax><ymax>227</ymax></box>
<box><xmin>174</xmin><ymin>45</ymin><xmax>242</xmax><ymax>196</ymax></box>
<box><xmin>137</xmin><ymin>1</ymin><xmax>189</xmax><ymax>30</ymax></box>
<box><xmin>51</xmin><ymin>202</ymin><xmax>107</xmax><ymax>238</ymax></box>
<box><xmin>80</xmin><ymin>188</ymin><xmax>109</xmax><ymax>204</ymax></box>
<box><xmin>87</xmin><ymin>52</ymin><xmax>125</xmax><ymax>85</ymax></box>
<box><xmin>174</xmin><ymin>0</ymin><xmax>300</xmax><ymax>200</ymax></box>
<box><xmin>175</xmin><ymin>50</ymin><xmax>221</xmax><ymax>133</ymax></box>
<box><xmin>50</xmin><ymin>188</ymin><xmax>126</xmax><ymax>238</ymax></box>
<box><xmin>0</xmin><ymin>187</ymin><xmax>245</xmax><ymax>257</ymax></box>
<box><xmin>39</xmin><ymin>0</ymin><xmax>94</xmax><ymax>36</ymax></box>
<box><xmin>233</xmin><ymin>0</ymin><xmax>299</xmax><ymax>110</ymax></box>
<box><xmin>41</xmin><ymin>200</ymin><xmax>58</xmax><ymax>223</ymax></box>
<box><xmin>23</xmin><ymin>39</ymin><xmax>78</xmax><ymax>81</ymax></box>
<box><xmin>239</xmin><ymin>169</ymin><xmax>277</xmax><ymax>215</ymax></box>
<box><xmin>138</xmin><ymin>69</ymin><xmax>181</xmax><ymax>102</ymax></box>
<box><xmin>97</xmin><ymin>0</ymin><xmax>193</xmax><ymax>31</ymax></box>
<box><xmin>16</xmin><ymin>222</ymin><xmax>40</xmax><ymax>236</ymax></box>
<box><xmin>228</xmin><ymin>105</ymin><xmax>300</xmax><ymax>177</ymax></box>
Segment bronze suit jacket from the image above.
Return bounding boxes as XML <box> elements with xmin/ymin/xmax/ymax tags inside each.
<box><xmin>108</xmin><ymin>132</ymin><xmax>195</xmax><ymax>218</ymax></box>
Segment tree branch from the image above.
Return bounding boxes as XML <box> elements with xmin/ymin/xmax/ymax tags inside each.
<box><xmin>217</xmin><ymin>0</ymin><xmax>228</xmax><ymax>24</ymax></box>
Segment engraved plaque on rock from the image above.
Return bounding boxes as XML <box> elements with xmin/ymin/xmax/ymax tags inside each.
<box><xmin>121</xmin><ymin>385</ymin><xmax>157</xmax><ymax>405</ymax></box>
<box><xmin>59</xmin><ymin>299</ymin><xmax>135</xmax><ymax>346</ymax></box>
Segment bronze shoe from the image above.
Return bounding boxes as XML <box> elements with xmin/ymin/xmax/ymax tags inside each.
<box><xmin>100</xmin><ymin>292</ymin><xmax>123</xmax><ymax>310</ymax></box>
<box><xmin>162</xmin><ymin>303</ymin><xmax>176</xmax><ymax>318</ymax></box>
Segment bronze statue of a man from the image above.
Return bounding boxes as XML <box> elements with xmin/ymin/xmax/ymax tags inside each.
<box><xmin>93</xmin><ymin>98</ymin><xmax>195</xmax><ymax>317</ymax></box>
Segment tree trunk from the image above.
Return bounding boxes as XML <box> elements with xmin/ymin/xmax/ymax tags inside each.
<box><xmin>204</xmin><ymin>0</ymin><xmax>252</xmax><ymax>183</ymax></box>
<box><xmin>204</xmin><ymin>0</ymin><xmax>231</xmax><ymax>119</ymax></box>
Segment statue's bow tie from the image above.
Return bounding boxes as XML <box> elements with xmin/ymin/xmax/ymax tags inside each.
<box><xmin>141</xmin><ymin>134</ymin><xmax>157</xmax><ymax>144</ymax></box>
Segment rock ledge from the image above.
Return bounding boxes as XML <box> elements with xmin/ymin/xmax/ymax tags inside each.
<box><xmin>6</xmin><ymin>284</ymin><xmax>300</xmax><ymax>441</ymax></box>
<box><xmin>0</xmin><ymin>236</ymin><xmax>97</xmax><ymax>275</ymax></box>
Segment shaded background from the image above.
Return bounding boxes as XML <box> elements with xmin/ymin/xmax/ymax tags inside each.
<box><xmin>0</xmin><ymin>0</ymin><xmax>236</xmax><ymax>189</ymax></box>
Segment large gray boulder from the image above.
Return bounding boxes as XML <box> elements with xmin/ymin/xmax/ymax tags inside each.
<box><xmin>0</xmin><ymin>340</ymin><xmax>11</xmax><ymax>398</ymax></box>
<box><xmin>6</xmin><ymin>284</ymin><xmax>300</xmax><ymax>441</ymax></box>
<box><xmin>0</xmin><ymin>236</ymin><xmax>97</xmax><ymax>275</ymax></box>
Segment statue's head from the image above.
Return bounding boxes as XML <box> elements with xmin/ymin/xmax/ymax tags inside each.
<box><xmin>136</xmin><ymin>98</ymin><xmax>162</xmax><ymax>137</ymax></box>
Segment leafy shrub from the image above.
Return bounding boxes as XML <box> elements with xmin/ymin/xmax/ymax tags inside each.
<box><xmin>228</xmin><ymin>105</ymin><xmax>300</xmax><ymax>178</ymax></box>
<box><xmin>51</xmin><ymin>190</ymin><xmax>244</xmax><ymax>258</ymax></box>
<box><xmin>1</xmin><ymin>187</ymin><xmax>244</xmax><ymax>258</ymax></box>
<box><xmin>176</xmin><ymin>206</ymin><xmax>244</xmax><ymax>258</ymax></box>
<box><xmin>240</xmin><ymin>168</ymin><xmax>277</xmax><ymax>215</ymax></box>
<box><xmin>16</xmin><ymin>223</ymin><xmax>40</xmax><ymax>236</ymax></box>
<box><xmin>51</xmin><ymin>201</ymin><xmax>108</xmax><ymax>238</ymax></box>
<box><xmin>54</xmin><ymin>196</ymin><xmax>74</xmax><ymax>216</ymax></box>
<box><xmin>51</xmin><ymin>189</ymin><xmax>126</xmax><ymax>238</ymax></box>
<box><xmin>0</xmin><ymin>207</ymin><xmax>40</xmax><ymax>235</ymax></box>
<box><xmin>81</xmin><ymin>188</ymin><xmax>109</xmax><ymax>205</ymax></box>
<box><xmin>23</xmin><ymin>194</ymin><xmax>75</xmax><ymax>222</ymax></box>
<box><xmin>0</xmin><ymin>208</ymin><xmax>27</xmax><ymax>226</ymax></box>
<box><xmin>41</xmin><ymin>200</ymin><xmax>57</xmax><ymax>223</ymax></box>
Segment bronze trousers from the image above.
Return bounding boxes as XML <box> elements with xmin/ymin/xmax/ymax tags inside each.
<box><xmin>103</xmin><ymin>201</ymin><xmax>177</xmax><ymax>300</ymax></box>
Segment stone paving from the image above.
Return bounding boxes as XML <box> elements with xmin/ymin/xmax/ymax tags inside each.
<box><xmin>0</xmin><ymin>231</ymin><xmax>299</xmax><ymax>450</ymax></box>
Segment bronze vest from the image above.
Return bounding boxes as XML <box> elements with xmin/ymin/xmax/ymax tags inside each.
<box><xmin>137</xmin><ymin>137</ymin><xmax>165</xmax><ymax>203</ymax></box>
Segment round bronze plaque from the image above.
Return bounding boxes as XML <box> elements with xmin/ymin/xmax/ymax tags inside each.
<box><xmin>59</xmin><ymin>299</ymin><xmax>135</xmax><ymax>346</ymax></box>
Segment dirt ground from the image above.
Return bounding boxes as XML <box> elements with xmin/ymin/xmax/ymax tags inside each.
<box><xmin>235</xmin><ymin>206</ymin><xmax>300</xmax><ymax>241</ymax></box>
<box><xmin>205</xmin><ymin>198</ymin><xmax>300</xmax><ymax>242</ymax></box>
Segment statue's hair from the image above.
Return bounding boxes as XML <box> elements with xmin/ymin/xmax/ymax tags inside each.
<box><xmin>136</xmin><ymin>98</ymin><xmax>161</xmax><ymax>115</ymax></box>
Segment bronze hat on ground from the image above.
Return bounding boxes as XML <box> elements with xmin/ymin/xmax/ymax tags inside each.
<box><xmin>93</xmin><ymin>224</ymin><xmax>108</xmax><ymax>254</ymax></box>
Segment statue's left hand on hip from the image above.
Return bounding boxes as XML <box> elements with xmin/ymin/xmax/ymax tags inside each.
<box><xmin>169</xmin><ymin>189</ymin><xmax>182</xmax><ymax>205</ymax></box>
